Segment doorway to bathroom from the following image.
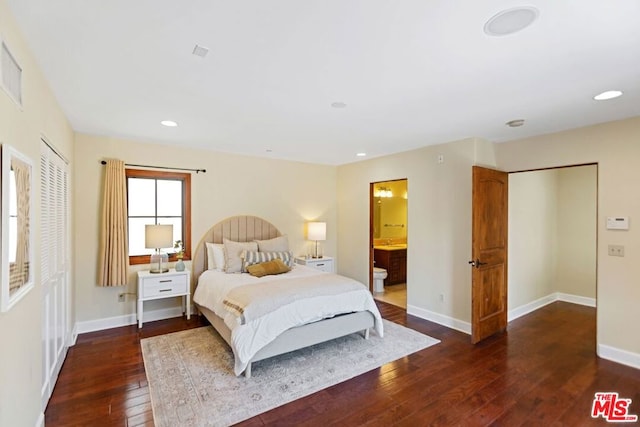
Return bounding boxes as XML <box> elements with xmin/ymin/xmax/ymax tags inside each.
<box><xmin>370</xmin><ymin>179</ymin><xmax>407</xmax><ymax>309</ymax></box>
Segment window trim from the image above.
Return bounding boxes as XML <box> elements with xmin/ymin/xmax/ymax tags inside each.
<box><xmin>126</xmin><ymin>169</ymin><xmax>191</xmax><ymax>265</ymax></box>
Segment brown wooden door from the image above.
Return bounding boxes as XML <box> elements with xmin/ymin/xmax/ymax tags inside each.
<box><xmin>471</xmin><ymin>166</ymin><xmax>508</xmax><ymax>344</ymax></box>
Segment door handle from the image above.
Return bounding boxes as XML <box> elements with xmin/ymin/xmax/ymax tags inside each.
<box><xmin>468</xmin><ymin>259</ymin><xmax>487</xmax><ymax>269</ymax></box>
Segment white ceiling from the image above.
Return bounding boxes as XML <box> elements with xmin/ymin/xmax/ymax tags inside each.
<box><xmin>7</xmin><ymin>0</ymin><xmax>640</xmax><ymax>165</ymax></box>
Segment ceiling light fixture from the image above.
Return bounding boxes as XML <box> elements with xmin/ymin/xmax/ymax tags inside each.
<box><xmin>331</xmin><ymin>102</ymin><xmax>347</xmax><ymax>108</ymax></box>
<box><xmin>356</xmin><ymin>152</ymin><xmax>367</xmax><ymax>157</ymax></box>
<box><xmin>593</xmin><ymin>90</ymin><xmax>623</xmax><ymax>101</ymax></box>
<box><xmin>160</xmin><ymin>120</ymin><xmax>178</xmax><ymax>127</ymax></box>
<box><xmin>484</xmin><ymin>7</ymin><xmax>539</xmax><ymax>36</ymax></box>
<box><xmin>506</xmin><ymin>119</ymin><xmax>525</xmax><ymax>128</ymax></box>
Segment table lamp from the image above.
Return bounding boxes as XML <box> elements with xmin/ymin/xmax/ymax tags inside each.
<box><xmin>307</xmin><ymin>222</ymin><xmax>326</xmax><ymax>259</ymax></box>
<box><xmin>145</xmin><ymin>224</ymin><xmax>173</xmax><ymax>273</ymax></box>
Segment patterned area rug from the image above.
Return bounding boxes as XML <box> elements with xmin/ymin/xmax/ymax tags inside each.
<box><xmin>141</xmin><ymin>319</ymin><xmax>440</xmax><ymax>427</ymax></box>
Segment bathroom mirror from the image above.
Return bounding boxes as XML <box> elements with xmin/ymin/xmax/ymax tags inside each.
<box><xmin>1</xmin><ymin>144</ymin><xmax>34</xmax><ymax>312</ymax></box>
<box><xmin>373</xmin><ymin>180</ymin><xmax>408</xmax><ymax>240</ymax></box>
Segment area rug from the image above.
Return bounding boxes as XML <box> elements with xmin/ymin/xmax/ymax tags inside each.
<box><xmin>141</xmin><ymin>319</ymin><xmax>440</xmax><ymax>427</ymax></box>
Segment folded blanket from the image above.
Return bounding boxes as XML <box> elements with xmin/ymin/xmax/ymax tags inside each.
<box><xmin>223</xmin><ymin>273</ymin><xmax>365</xmax><ymax>325</ymax></box>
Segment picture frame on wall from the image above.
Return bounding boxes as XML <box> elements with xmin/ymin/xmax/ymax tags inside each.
<box><xmin>1</xmin><ymin>143</ymin><xmax>34</xmax><ymax>312</ymax></box>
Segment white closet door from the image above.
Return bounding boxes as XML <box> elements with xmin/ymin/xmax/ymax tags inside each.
<box><xmin>40</xmin><ymin>140</ymin><xmax>70</xmax><ymax>409</ymax></box>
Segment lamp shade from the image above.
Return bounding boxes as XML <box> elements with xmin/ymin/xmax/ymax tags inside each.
<box><xmin>307</xmin><ymin>222</ymin><xmax>326</xmax><ymax>241</ymax></box>
<box><xmin>145</xmin><ymin>224</ymin><xmax>173</xmax><ymax>249</ymax></box>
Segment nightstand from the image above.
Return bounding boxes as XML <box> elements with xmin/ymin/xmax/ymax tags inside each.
<box><xmin>294</xmin><ymin>256</ymin><xmax>334</xmax><ymax>272</ymax></box>
<box><xmin>137</xmin><ymin>269</ymin><xmax>190</xmax><ymax>328</ymax></box>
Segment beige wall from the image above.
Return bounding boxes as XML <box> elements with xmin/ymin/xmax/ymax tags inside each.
<box><xmin>509</xmin><ymin>165</ymin><xmax>597</xmax><ymax>310</ymax></box>
<box><xmin>74</xmin><ymin>134</ymin><xmax>337</xmax><ymax>324</ymax></box>
<box><xmin>496</xmin><ymin>117</ymin><xmax>640</xmax><ymax>357</ymax></box>
<box><xmin>556</xmin><ymin>165</ymin><xmax>597</xmax><ymax>298</ymax></box>
<box><xmin>337</xmin><ymin>138</ymin><xmax>493</xmax><ymax>329</ymax></box>
<box><xmin>339</xmin><ymin>121</ymin><xmax>638</xmax><ymax>363</ymax></box>
<box><xmin>0</xmin><ymin>1</ymin><xmax>74</xmax><ymax>425</ymax></box>
<box><xmin>508</xmin><ymin>170</ymin><xmax>558</xmax><ymax>308</ymax></box>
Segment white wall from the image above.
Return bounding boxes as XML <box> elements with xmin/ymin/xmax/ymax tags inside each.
<box><xmin>0</xmin><ymin>1</ymin><xmax>74</xmax><ymax>425</ymax></box>
<box><xmin>73</xmin><ymin>134</ymin><xmax>337</xmax><ymax>326</ymax></box>
<box><xmin>496</xmin><ymin>117</ymin><xmax>640</xmax><ymax>364</ymax></box>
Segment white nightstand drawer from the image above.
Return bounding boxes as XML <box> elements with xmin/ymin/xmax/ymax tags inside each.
<box><xmin>142</xmin><ymin>275</ymin><xmax>188</xmax><ymax>298</ymax></box>
<box><xmin>137</xmin><ymin>269</ymin><xmax>191</xmax><ymax>328</ymax></box>
<box><xmin>310</xmin><ymin>261</ymin><xmax>332</xmax><ymax>272</ymax></box>
<box><xmin>294</xmin><ymin>256</ymin><xmax>334</xmax><ymax>272</ymax></box>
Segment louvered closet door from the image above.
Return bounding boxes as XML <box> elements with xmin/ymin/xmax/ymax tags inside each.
<box><xmin>40</xmin><ymin>141</ymin><xmax>70</xmax><ymax>408</ymax></box>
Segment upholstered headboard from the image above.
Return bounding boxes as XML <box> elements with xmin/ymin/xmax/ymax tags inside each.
<box><xmin>191</xmin><ymin>215</ymin><xmax>282</xmax><ymax>283</ymax></box>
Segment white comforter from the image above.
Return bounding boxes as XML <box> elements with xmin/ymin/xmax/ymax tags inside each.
<box><xmin>193</xmin><ymin>265</ymin><xmax>384</xmax><ymax>375</ymax></box>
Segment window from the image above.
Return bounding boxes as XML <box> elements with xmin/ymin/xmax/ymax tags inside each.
<box><xmin>126</xmin><ymin>169</ymin><xmax>191</xmax><ymax>265</ymax></box>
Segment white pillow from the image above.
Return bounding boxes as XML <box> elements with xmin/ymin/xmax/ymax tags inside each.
<box><xmin>205</xmin><ymin>242</ymin><xmax>225</xmax><ymax>271</ymax></box>
<box><xmin>255</xmin><ymin>235</ymin><xmax>289</xmax><ymax>252</ymax></box>
<box><xmin>223</xmin><ymin>238</ymin><xmax>258</xmax><ymax>273</ymax></box>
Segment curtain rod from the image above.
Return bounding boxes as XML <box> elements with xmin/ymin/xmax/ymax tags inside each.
<box><xmin>100</xmin><ymin>160</ymin><xmax>206</xmax><ymax>173</ymax></box>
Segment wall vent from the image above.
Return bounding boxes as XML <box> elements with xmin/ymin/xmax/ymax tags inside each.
<box><xmin>1</xmin><ymin>40</ymin><xmax>23</xmax><ymax>107</ymax></box>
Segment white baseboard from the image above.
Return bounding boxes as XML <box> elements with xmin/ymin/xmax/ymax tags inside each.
<box><xmin>508</xmin><ymin>294</ymin><xmax>558</xmax><ymax>322</ymax></box>
<box><xmin>409</xmin><ymin>296</ymin><xmax>637</xmax><ymax>372</ymax></box>
<box><xmin>406</xmin><ymin>292</ymin><xmax>596</xmax><ymax>336</ymax></box>
<box><xmin>407</xmin><ymin>304</ymin><xmax>471</xmax><ymax>335</ymax></box>
<box><xmin>508</xmin><ymin>292</ymin><xmax>596</xmax><ymax>322</ymax></box>
<box><xmin>75</xmin><ymin>307</ymin><xmax>186</xmax><ymax>335</ymax></box>
<box><xmin>556</xmin><ymin>292</ymin><xmax>596</xmax><ymax>307</ymax></box>
<box><xmin>69</xmin><ymin>323</ymin><xmax>78</xmax><ymax>346</ymax></box>
<box><xmin>598</xmin><ymin>344</ymin><xmax>640</xmax><ymax>370</ymax></box>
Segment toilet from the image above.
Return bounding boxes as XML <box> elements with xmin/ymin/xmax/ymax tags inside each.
<box><xmin>373</xmin><ymin>267</ymin><xmax>388</xmax><ymax>293</ymax></box>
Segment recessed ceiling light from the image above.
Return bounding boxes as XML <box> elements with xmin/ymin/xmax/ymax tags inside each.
<box><xmin>593</xmin><ymin>90</ymin><xmax>623</xmax><ymax>101</ymax></box>
<box><xmin>161</xmin><ymin>120</ymin><xmax>178</xmax><ymax>127</ymax></box>
<box><xmin>356</xmin><ymin>152</ymin><xmax>367</xmax><ymax>157</ymax></box>
<box><xmin>506</xmin><ymin>119</ymin><xmax>525</xmax><ymax>128</ymax></box>
<box><xmin>331</xmin><ymin>102</ymin><xmax>347</xmax><ymax>108</ymax></box>
<box><xmin>484</xmin><ymin>7</ymin><xmax>539</xmax><ymax>36</ymax></box>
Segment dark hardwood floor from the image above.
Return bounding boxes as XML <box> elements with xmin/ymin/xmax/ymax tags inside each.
<box><xmin>45</xmin><ymin>301</ymin><xmax>640</xmax><ymax>426</ymax></box>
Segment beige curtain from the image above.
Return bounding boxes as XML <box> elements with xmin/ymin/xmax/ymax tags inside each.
<box><xmin>98</xmin><ymin>159</ymin><xmax>129</xmax><ymax>286</ymax></box>
<box><xmin>10</xmin><ymin>158</ymin><xmax>30</xmax><ymax>292</ymax></box>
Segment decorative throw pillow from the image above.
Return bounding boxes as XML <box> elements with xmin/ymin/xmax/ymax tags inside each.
<box><xmin>205</xmin><ymin>242</ymin><xmax>225</xmax><ymax>271</ymax></box>
<box><xmin>255</xmin><ymin>235</ymin><xmax>289</xmax><ymax>252</ymax></box>
<box><xmin>246</xmin><ymin>259</ymin><xmax>291</xmax><ymax>278</ymax></box>
<box><xmin>243</xmin><ymin>250</ymin><xmax>293</xmax><ymax>268</ymax></box>
<box><xmin>223</xmin><ymin>238</ymin><xmax>258</xmax><ymax>273</ymax></box>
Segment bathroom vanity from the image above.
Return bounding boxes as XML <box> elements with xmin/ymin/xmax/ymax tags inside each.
<box><xmin>373</xmin><ymin>245</ymin><xmax>407</xmax><ymax>286</ymax></box>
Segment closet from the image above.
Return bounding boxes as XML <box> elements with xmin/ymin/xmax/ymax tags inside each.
<box><xmin>40</xmin><ymin>140</ymin><xmax>70</xmax><ymax>408</ymax></box>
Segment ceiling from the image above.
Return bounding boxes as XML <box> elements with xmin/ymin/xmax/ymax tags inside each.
<box><xmin>7</xmin><ymin>1</ymin><xmax>640</xmax><ymax>165</ymax></box>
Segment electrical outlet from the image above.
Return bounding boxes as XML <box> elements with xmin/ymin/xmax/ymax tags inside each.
<box><xmin>608</xmin><ymin>245</ymin><xmax>625</xmax><ymax>257</ymax></box>
<box><xmin>118</xmin><ymin>293</ymin><xmax>125</xmax><ymax>302</ymax></box>
<box><xmin>437</xmin><ymin>154</ymin><xmax>444</xmax><ymax>164</ymax></box>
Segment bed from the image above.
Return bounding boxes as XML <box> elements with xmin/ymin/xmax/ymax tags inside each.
<box><xmin>191</xmin><ymin>215</ymin><xmax>384</xmax><ymax>377</ymax></box>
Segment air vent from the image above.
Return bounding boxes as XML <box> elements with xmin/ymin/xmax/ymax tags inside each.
<box><xmin>1</xmin><ymin>40</ymin><xmax>22</xmax><ymax>107</ymax></box>
<box><xmin>192</xmin><ymin>44</ymin><xmax>209</xmax><ymax>58</ymax></box>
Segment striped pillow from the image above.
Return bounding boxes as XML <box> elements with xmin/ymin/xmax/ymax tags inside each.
<box><xmin>243</xmin><ymin>250</ymin><xmax>293</xmax><ymax>269</ymax></box>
